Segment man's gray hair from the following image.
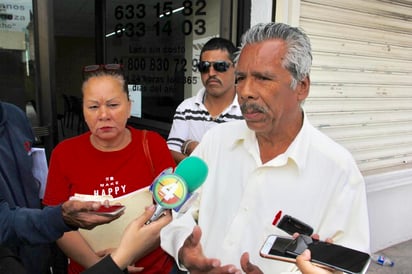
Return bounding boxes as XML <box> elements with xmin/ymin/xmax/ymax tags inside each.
<box><xmin>236</xmin><ymin>22</ymin><xmax>312</xmax><ymax>89</ymax></box>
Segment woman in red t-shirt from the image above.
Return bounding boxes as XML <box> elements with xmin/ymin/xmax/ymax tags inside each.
<box><xmin>43</xmin><ymin>64</ymin><xmax>175</xmax><ymax>274</ymax></box>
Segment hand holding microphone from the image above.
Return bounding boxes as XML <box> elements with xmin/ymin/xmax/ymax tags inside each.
<box><xmin>146</xmin><ymin>156</ymin><xmax>208</xmax><ymax>224</ymax></box>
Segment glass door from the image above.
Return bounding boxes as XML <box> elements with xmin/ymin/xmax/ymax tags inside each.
<box><xmin>104</xmin><ymin>0</ymin><xmax>234</xmax><ymax>134</ymax></box>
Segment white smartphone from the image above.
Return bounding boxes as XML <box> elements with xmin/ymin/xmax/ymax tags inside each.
<box><xmin>260</xmin><ymin>235</ymin><xmax>297</xmax><ymax>263</ymax></box>
<box><xmin>91</xmin><ymin>205</ymin><xmax>126</xmax><ymax>216</ymax></box>
<box><xmin>260</xmin><ymin>235</ymin><xmax>371</xmax><ymax>274</ymax></box>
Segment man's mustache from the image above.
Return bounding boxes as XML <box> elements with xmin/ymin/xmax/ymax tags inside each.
<box><xmin>240</xmin><ymin>102</ymin><xmax>267</xmax><ymax>113</ymax></box>
<box><xmin>206</xmin><ymin>76</ymin><xmax>221</xmax><ymax>85</ymax></box>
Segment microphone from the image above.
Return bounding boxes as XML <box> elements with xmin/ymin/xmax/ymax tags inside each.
<box><xmin>146</xmin><ymin>156</ymin><xmax>208</xmax><ymax>224</ymax></box>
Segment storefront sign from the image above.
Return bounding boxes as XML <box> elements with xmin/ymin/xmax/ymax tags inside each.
<box><xmin>0</xmin><ymin>1</ymin><xmax>31</xmax><ymax>32</ymax></box>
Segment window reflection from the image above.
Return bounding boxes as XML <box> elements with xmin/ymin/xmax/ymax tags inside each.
<box><xmin>105</xmin><ymin>0</ymin><xmax>221</xmax><ymax>123</ymax></box>
<box><xmin>0</xmin><ymin>0</ymin><xmax>35</xmax><ymax>110</ymax></box>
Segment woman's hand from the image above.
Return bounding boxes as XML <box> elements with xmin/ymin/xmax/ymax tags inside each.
<box><xmin>110</xmin><ymin>205</ymin><xmax>172</xmax><ymax>270</ymax></box>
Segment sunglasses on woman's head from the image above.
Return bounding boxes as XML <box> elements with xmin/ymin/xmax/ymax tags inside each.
<box><xmin>197</xmin><ymin>61</ymin><xmax>232</xmax><ymax>73</ymax></box>
<box><xmin>82</xmin><ymin>64</ymin><xmax>124</xmax><ymax>79</ymax></box>
<box><xmin>83</xmin><ymin>64</ymin><xmax>123</xmax><ymax>73</ymax></box>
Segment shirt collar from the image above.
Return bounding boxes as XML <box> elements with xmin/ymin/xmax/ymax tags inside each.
<box><xmin>194</xmin><ymin>87</ymin><xmax>207</xmax><ymax>107</ymax></box>
<box><xmin>284</xmin><ymin>112</ymin><xmax>310</xmax><ymax>173</ymax></box>
<box><xmin>230</xmin><ymin>111</ymin><xmax>311</xmax><ymax>173</ymax></box>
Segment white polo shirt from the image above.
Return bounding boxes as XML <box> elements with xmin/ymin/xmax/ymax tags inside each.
<box><xmin>167</xmin><ymin>87</ymin><xmax>243</xmax><ymax>153</ymax></box>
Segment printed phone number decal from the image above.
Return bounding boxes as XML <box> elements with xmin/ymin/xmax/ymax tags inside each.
<box><xmin>112</xmin><ymin>1</ymin><xmax>207</xmax><ymax>37</ymax></box>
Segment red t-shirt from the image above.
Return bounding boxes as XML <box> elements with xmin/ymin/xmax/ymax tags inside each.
<box><xmin>43</xmin><ymin>127</ymin><xmax>175</xmax><ymax>274</ymax></box>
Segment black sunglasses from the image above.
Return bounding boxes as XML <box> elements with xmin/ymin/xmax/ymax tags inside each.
<box><xmin>197</xmin><ymin>61</ymin><xmax>232</xmax><ymax>73</ymax></box>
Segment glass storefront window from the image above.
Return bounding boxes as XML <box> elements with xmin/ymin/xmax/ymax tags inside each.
<box><xmin>104</xmin><ymin>0</ymin><xmax>228</xmax><ymax>131</ymax></box>
<box><xmin>0</xmin><ymin>0</ymin><xmax>36</xmax><ymax>113</ymax></box>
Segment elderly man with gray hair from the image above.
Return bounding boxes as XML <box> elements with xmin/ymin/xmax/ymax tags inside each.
<box><xmin>161</xmin><ymin>22</ymin><xmax>369</xmax><ymax>274</ymax></box>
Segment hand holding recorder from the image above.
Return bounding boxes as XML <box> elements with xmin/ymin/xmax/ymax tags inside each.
<box><xmin>296</xmin><ymin>249</ymin><xmax>335</xmax><ymax>274</ymax></box>
<box><xmin>260</xmin><ymin>234</ymin><xmax>371</xmax><ymax>274</ymax></box>
<box><xmin>62</xmin><ymin>200</ymin><xmax>124</xmax><ymax>229</ymax></box>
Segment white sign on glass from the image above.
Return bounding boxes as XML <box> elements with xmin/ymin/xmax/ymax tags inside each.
<box><xmin>128</xmin><ymin>84</ymin><xmax>142</xmax><ymax>118</ymax></box>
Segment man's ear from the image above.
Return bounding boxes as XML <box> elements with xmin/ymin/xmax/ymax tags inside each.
<box><xmin>297</xmin><ymin>76</ymin><xmax>310</xmax><ymax>101</ymax></box>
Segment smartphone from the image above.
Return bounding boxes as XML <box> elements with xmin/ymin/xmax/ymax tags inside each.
<box><xmin>91</xmin><ymin>205</ymin><xmax>126</xmax><ymax>216</ymax></box>
<box><xmin>260</xmin><ymin>234</ymin><xmax>297</xmax><ymax>263</ymax></box>
<box><xmin>260</xmin><ymin>235</ymin><xmax>371</xmax><ymax>274</ymax></box>
<box><xmin>277</xmin><ymin>215</ymin><xmax>313</xmax><ymax>236</ymax></box>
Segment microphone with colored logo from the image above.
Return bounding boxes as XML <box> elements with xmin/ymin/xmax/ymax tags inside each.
<box><xmin>146</xmin><ymin>156</ymin><xmax>208</xmax><ymax>224</ymax></box>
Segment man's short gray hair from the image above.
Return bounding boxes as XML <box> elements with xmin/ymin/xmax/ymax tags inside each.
<box><xmin>236</xmin><ymin>22</ymin><xmax>312</xmax><ymax>89</ymax></box>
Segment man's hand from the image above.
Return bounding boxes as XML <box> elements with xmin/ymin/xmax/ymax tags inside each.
<box><xmin>178</xmin><ymin>226</ymin><xmax>241</xmax><ymax>274</ymax></box>
<box><xmin>240</xmin><ymin>252</ymin><xmax>263</xmax><ymax>274</ymax></box>
<box><xmin>61</xmin><ymin>200</ymin><xmax>122</xmax><ymax>229</ymax></box>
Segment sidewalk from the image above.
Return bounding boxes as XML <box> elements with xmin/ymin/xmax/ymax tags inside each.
<box><xmin>367</xmin><ymin>239</ymin><xmax>412</xmax><ymax>273</ymax></box>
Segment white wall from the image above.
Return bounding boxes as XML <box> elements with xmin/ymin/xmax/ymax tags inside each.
<box><xmin>366</xmin><ymin>170</ymin><xmax>412</xmax><ymax>252</ymax></box>
<box><xmin>250</xmin><ymin>0</ymin><xmax>272</xmax><ymax>25</ymax></box>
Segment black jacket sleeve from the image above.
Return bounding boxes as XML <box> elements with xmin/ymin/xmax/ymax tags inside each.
<box><xmin>81</xmin><ymin>255</ymin><xmax>128</xmax><ymax>274</ymax></box>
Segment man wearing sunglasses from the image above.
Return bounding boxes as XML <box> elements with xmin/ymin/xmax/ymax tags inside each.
<box><xmin>167</xmin><ymin>37</ymin><xmax>243</xmax><ymax>164</ymax></box>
